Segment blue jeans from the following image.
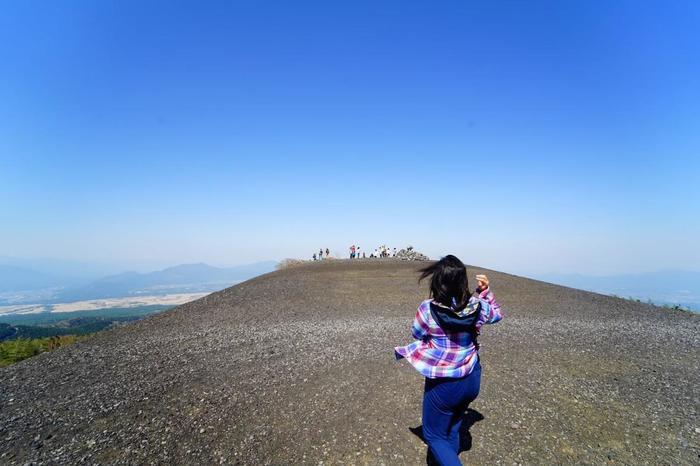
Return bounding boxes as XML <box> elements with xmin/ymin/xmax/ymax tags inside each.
<box><xmin>422</xmin><ymin>360</ymin><xmax>482</xmax><ymax>466</ymax></box>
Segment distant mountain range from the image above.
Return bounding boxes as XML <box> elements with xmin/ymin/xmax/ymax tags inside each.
<box><xmin>56</xmin><ymin>262</ymin><xmax>277</xmax><ymax>301</ymax></box>
<box><xmin>0</xmin><ymin>261</ymin><xmax>277</xmax><ymax>305</ymax></box>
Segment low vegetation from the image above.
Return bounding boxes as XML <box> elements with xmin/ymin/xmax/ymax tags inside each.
<box><xmin>0</xmin><ymin>335</ymin><xmax>86</xmax><ymax>367</ymax></box>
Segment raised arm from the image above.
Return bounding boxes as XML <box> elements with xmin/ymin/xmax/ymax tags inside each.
<box><xmin>475</xmin><ymin>274</ymin><xmax>503</xmax><ymax>327</ymax></box>
<box><xmin>477</xmin><ymin>287</ymin><xmax>503</xmax><ymax>326</ymax></box>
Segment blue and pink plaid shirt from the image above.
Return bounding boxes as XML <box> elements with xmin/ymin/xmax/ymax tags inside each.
<box><xmin>394</xmin><ymin>288</ymin><xmax>503</xmax><ymax>378</ymax></box>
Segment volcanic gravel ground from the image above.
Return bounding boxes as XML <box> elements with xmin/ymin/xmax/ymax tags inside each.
<box><xmin>1</xmin><ymin>260</ymin><xmax>698</xmax><ymax>465</ymax></box>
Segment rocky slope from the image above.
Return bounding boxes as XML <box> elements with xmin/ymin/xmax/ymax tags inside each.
<box><xmin>1</xmin><ymin>260</ymin><xmax>698</xmax><ymax>465</ymax></box>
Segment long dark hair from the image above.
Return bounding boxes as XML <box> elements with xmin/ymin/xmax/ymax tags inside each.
<box><xmin>418</xmin><ymin>255</ymin><xmax>471</xmax><ymax>311</ymax></box>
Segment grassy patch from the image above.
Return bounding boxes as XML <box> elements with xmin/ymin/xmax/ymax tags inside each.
<box><xmin>0</xmin><ymin>335</ymin><xmax>87</xmax><ymax>367</ymax></box>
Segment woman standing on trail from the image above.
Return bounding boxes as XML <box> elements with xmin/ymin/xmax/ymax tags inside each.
<box><xmin>395</xmin><ymin>255</ymin><xmax>502</xmax><ymax>466</ymax></box>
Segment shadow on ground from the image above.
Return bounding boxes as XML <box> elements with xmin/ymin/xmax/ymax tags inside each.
<box><xmin>410</xmin><ymin>408</ymin><xmax>485</xmax><ymax>464</ymax></box>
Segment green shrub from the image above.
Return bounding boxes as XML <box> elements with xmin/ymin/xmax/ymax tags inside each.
<box><xmin>0</xmin><ymin>335</ymin><xmax>82</xmax><ymax>368</ymax></box>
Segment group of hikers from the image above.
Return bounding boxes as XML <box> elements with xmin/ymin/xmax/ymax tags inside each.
<box><xmin>311</xmin><ymin>245</ymin><xmax>400</xmax><ymax>260</ymax></box>
<box><xmin>350</xmin><ymin>244</ymin><xmax>397</xmax><ymax>259</ymax></box>
<box><xmin>311</xmin><ymin>248</ymin><xmax>330</xmax><ymax>261</ymax></box>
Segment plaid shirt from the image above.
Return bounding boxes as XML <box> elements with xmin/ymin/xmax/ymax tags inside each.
<box><xmin>394</xmin><ymin>288</ymin><xmax>502</xmax><ymax>379</ymax></box>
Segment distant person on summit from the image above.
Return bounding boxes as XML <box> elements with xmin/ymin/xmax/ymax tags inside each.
<box><xmin>395</xmin><ymin>255</ymin><xmax>502</xmax><ymax>466</ymax></box>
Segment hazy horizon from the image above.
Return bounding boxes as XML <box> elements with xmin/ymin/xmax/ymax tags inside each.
<box><xmin>2</xmin><ymin>254</ymin><xmax>699</xmax><ymax>313</ymax></box>
<box><xmin>1</xmin><ymin>252</ymin><xmax>698</xmax><ymax>278</ymax></box>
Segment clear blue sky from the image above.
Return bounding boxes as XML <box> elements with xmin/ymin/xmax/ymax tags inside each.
<box><xmin>1</xmin><ymin>0</ymin><xmax>699</xmax><ymax>275</ymax></box>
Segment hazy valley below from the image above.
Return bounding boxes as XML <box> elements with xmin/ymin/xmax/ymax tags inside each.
<box><xmin>0</xmin><ymin>261</ymin><xmax>278</xmax><ymax>358</ymax></box>
<box><xmin>533</xmin><ymin>270</ymin><xmax>700</xmax><ymax>312</ymax></box>
<box><xmin>0</xmin><ymin>293</ymin><xmax>209</xmax><ymax>317</ymax></box>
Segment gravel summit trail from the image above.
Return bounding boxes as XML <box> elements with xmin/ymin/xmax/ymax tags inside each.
<box><xmin>1</xmin><ymin>260</ymin><xmax>698</xmax><ymax>465</ymax></box>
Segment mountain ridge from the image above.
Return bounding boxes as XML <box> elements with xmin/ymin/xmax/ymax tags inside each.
<box><xmin>56</xmin><ymin>261</ymin><xmax>278</xmax><ymax>301</ymax></box>
<box><xmin>0</xmin><ymin>260</ymin><xmax>697</xmax><ymax>465</ymax></box>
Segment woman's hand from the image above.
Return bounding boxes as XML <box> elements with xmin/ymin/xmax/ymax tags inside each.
<box><xmin>476</xmin><ymin>274</ymin><xmax>489</xmax><ymax>291</ymax></box>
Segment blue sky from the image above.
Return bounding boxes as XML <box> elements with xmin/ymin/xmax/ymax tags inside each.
<box><xmin>1</xmin><ymin>0</ymin><xmax>699</xmax><ymax>275</ymax></box>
